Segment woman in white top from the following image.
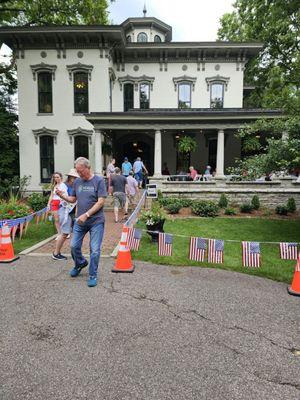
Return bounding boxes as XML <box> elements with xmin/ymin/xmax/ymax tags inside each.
<box><xmin>47</xmin><ymin>172</ymin><xmax>68</xmax><ymax>236</ymax></box>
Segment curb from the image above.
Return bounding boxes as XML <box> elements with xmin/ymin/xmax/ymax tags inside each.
<box><xmin>19</xmin><ymin>234</ymin><xmax>57</xmax><ymax>255</ymax></box>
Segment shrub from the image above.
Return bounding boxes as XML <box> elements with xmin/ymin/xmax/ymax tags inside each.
<box><xmin>240</xmin><ymin>203</ymin><xmax>254</xmax><ymax>213</ymax></box>
<box><xmin>224</xmin><ymin>207</ymin><xmax>236</xmax><ymax>215</ymax></box>
<box><xmin>218</xmin><ymin>194</ymin><xmax>228</xmax><ymax>208</ymax></box>
<box><xmin>275</xmin><ymin>205</ymin><xmax>288</xmax><ymax>215</ymax></box>
<box><xmin>165</xmin><ymin>202</ymin><xmax>182</xmax><ymax>214</ymax></box>
<box><xmin>191</xmin><ymin>201</ymin><xmax>219</xmax><ymax>217</ymax></box>
<box><xmin>251</xmin><ymin>195</ymin><xmax>260</xmax><ymax>210</ymax></box>
<box><xmin>140</xmin><ymin>202</ymin><xmax>167</xmax><ymax>226</ymax></box>
<box><xmin>27</xmin><ymin>193</ymin><xmax>48</xmax><ymax>212</ymax></box>
<box><xmin>179</xmin><ymin>198</ymin><xmax>193</xmax><ymax>208</ymax></box>
<box><xmin>0</xmin><ymin>200</ymin><xmax>31</xmax><ymax>219</ymax></box>
<box><xmin>286</xmin><ymin>198</ymin><xmax>296</xmax><ymax>213</ymax></box>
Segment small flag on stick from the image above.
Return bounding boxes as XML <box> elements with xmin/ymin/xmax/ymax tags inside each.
<box><xmin>279</xmin><ymin>242</ymin><xmax>298</xmax><ymax>260</ymax></box>
<box><xmin>189</xmin><ymin>237</ymin><xmax>206</xmax><ymax>262</ymax></box>
<box><xmin>158</xmin><ymin>233</ymin><xmax>173</xmax><ymax>256</ymax></box>
<box><xmin>242</xmin><ymin>241</ymin><xmax>261</xmax><ymax>268</ymax></box>
<box><xmin>208</xmin><ymin>239</ymin><xmax>224</xmax><ymax>264</ymax></box>
<box><xmin>127</xmin><ymin>228</ymin><xmax>142</xmax><ymax>251</ymax></box>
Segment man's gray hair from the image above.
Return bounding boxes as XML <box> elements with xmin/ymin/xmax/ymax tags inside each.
<box><xmin>74</xmin><ymin>157</ymin><xmax>91</xmax><ymax>168</ymax></box>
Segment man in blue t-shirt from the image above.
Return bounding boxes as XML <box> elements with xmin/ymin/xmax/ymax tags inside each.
<box><xmin>56</xmin><ymin>157</ymin><xmax>107</xmax><ymax>287</ymax></box>
<box><xmin>121</xmin><ymin>157</ymin><xmax>132</xmax><ymax>177</ymax></box>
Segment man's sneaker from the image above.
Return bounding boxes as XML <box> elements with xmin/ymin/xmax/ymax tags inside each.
<box><xmin>52</xmin><ymin>253</ymin><xmax>67</xmax><ymax>261</ymax></box>
<box><xmin>87</xmin><ymin>276</ymin><xmax>97</xmax><ymax>287</ymax></box>
<box><xmin>69</xmin><ymin>260</ymin><xmax>88</xmax><ymax>278</ymax></box>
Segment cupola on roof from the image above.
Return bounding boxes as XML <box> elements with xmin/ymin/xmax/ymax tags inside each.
<box><xmin>121</xmin><ymin>15</ymin><xmax>172</xmax><ymax>43</ymax></box>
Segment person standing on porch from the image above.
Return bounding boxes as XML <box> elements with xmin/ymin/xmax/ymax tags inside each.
<box><xmin>55</xmin><ymin>157</ymin><xmax>107</xmax><ymax>288</ymax></box>
<box><xmin>121</xmin><ymin>157</ymin><xmax>132</xmax><ymax>177</ymax></box>
<box><xmin>133</xmin><ymin>157</ymin><xmax>148</xmax><ymax>188</ymax></box>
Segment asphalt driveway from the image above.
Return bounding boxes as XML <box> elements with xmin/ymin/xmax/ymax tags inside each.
<box><xmin>0</xmin><ymin>256</ymin><xmax>299</xmax><ymax>400</ymax></box>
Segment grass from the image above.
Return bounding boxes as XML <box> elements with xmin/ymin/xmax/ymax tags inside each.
<box><xmin>133</xmin><ymin>217</ymin><xmax>300</xmax><ymax>283</ymax></box>
<box><xmin>13</xmin><ymin>220</ymin><xmax>56</xmax><ymax>254</ymax></box>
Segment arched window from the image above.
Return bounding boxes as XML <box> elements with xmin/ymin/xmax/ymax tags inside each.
<box><xmin>137</xmin><ymin>32</ymin><xmax>148</xmax><ymax>42</ymax></box>
<box><xmin>126</xmin><ymin>35</ymin><xmax>132</xmax><ymax>43</ymax></box>
<box><xmin>154</xmin><ymin>35</ymin><xmax>161</xmax><ymax>42</ymax></box>
<box><xmin>74</xmin><ymin>72</ymin><xmax>89</xmax><ymax>113</ymax></box>
<box><xmin>178</xmin><ymin>83</ymin><xmax>191</xmax><ymax>108</ymax></box>
<box><xmin>210</xmin><ymin>83</ymin><xmax>224</xmax><ymax>108</ymax></box>
<box><xmin>140</xmin><ymin>83</ymin><xmax>150</xmax><ymax>109</ymax></box>
<box><xmin>74</xmin><ymin>135</ymin><xmax>89</xmax><ymax>159</ymax></box>
<box><xmin>40</xmin><ymin>136</ymin><xmax>54</xmax><ymax>183</ymax></box>
<box><xmin>124</xmin><ymin>83</ymin><xmax>134</xmax><ymax>111</ymax></box>
<box><xmin>38</xmin><ymin>72</ymin><xmax>52</xmax><ymax>113</ymax></box>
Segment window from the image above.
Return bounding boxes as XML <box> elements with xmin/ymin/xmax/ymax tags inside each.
<box><xmin>178</xmin><ymin>83</ymin><xmax>191</xmax><ymax>108</ymax></box>
<box><xmin>74</xmin><ymin>136</ymin><xmax>89</xmax><ymax>159</ymax></box>
<box><xmin>40</xmin><ymin>136</ymin><xmax>54</xmax><ymax>183</ymax></box>
<box><xmin>38</xmin><ymin>72</ymin><xmax>52</xmax><ymax>113</ymax></box>
<box><xmin>140</xmin><ymin>83</ymin><xmax>150</xmax><ymax>109</ymax></box>
<box><xmin>210</xmin><ymin>83</ymin><xmax>224</xmax><ymax>108</ymax></box>
<box><xmin>124</xmin><ymin>83</ymin><xmax>134</xmax><ymax>111</ymax></box>
<box><xmin>126</xmin><ymin>35</ymin><xmax>132</xmax><ymax>43</ymax></box>
<box><xmin>137</xmin><ymin>32</ymin><xmax>148</xmax><ymax>42</ymax></box>
<box><xmin>74</xmin><ymin>72</ymin><xmax>89</xmax><ymax>113</ymax></box>
<box><xmin>154</xmin><ymin>35</ymin><xmax>161</xmax><ymax>42</ymax></box>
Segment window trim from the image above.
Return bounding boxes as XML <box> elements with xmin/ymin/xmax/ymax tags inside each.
<box><xmin>67</xmin><ymin>127</ymin><xmax>93</xmax><ymax>145</ymax></box>
<box><xmin>178</xmin><ymin>82</ymin><xmax>192</xmax><ymax>109</ymax></box>
<box><xmin>66</xmin><ymin>63</ymin><xmax>93</xmax><ymax>81</ymax></box>
<box><xmin>173</xmin><ymin>75</ymin><xmax>197</xmax><ymax>91</ymax></box>
<box><xmin>137</xmin><ymin>32</ymin><xmax>148</xmax><ymax>42</ymax></box>
<box><xmin>154</xmin><ymin>34</ymin><xmax>162</xmax><ymax>42</ymax></box>
<box><xmin>205</xmin><ymin>75</ymin><xmax>230</xmax><ymax>91</ymax></box>
<box><xmin>118</xmin><ymin>75</ymin><xmax>155</xmax><ymax>91</ymax></box>
<box><xmin>210</xmin><ymin>82</ymin><xmax>225</xmax><ymax>108</ymax></box>
<box><xmin>33</xmin><ymin>127</ymin><xmax>58</xmax><ymax>144</ymax></box>
<box><xmin>30</xmin><ymin>62</ymin><xmax>57</xmax><ymax>81</ymax></box>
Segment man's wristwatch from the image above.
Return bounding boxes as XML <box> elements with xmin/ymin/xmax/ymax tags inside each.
<box><xmin>85</xmin><ymin>212</ymin><xmax>90</xmax><ymax>218</ymax></box>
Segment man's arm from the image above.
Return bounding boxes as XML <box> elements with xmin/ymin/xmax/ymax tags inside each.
<box><xmin>142</xmin><ymin>163</ymin><xmax>148</xmax><ymax>174</ymax></box>
<box><xmin>55</xmin><ymin>188</ymin><xmax>76</xmax><ymax>203</ymax></box>
<box><xmin>76</xmin><ymin>197</ymin><xmax>105</xmax><ymax>224</ymax></box>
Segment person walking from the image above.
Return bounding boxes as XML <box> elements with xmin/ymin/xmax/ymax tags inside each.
<box><xmin>121</xmin><ymin>157</ymin><xmax>132</xmax><ymax>177</ymax></box>
<box><xmin>133</xmin><ymin>157</ymin><xmax>148</xmax><ymax>188</ymax></box>
<box><xmin>47</xmin><ymin>172</ymin><xmax>68</xmax><ymax>238</ymax></box>
<box><xmin>126</xmin><ymin>171</ymin><xmax>140</xmax><ymax>208</ymax></box>
<box><xmin>109</xmin><ymin>167</ymin><xmax>129</xmax><ymax>223</ymax></box>
<box><xmin>52</xmin><ymin>168</ymin><xmax>79</xmax><ymax>260</ymax></box>
<box><xmin>106</xmin><ymin>158</ymin><xmax>116</xmax><ymax>186</ymax></box>
<box><xmin>56</xmin><ymin>157</ymin><xmax>107</xmax><ymax>287</ymax></box>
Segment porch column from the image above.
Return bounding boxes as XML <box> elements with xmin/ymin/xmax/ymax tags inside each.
<box><xmin>154</xmin><ymin>129</ymin><xmax>162</xmax><ymax>177</ymax></box>
<box><xmin>215</xmin><ymin>129</ymin><xmax>225</xmax><ymax>178</ymax></box>
<box><xmin>94</xmin><ymin>129</ymin><xmax>103</xmax><ymax>175</ymax></box>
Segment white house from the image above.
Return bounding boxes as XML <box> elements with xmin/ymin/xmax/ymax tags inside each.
<box><xmin>0</xmin><ymin>13</ymin><xmax>282</xmax><ymax>190</ymax></box>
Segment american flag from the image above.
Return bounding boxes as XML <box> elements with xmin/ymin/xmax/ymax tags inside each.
<box><xmin>296</xmin><ymin>254</ymin><xmax>300</xmax><ymax>272</ymax></box>
<box><xmin>189</xmin><ymin>237</ymin><xmax>206</xmax><ymax>262</ymax></box>
<box><xmin>158</xmin><ymin>233</ymin><xmax>173</xmax><ymax>256</ymax></box>
<box><xmin>279</xmin><ymin>242</ymin><xmax>298</xmax><ymax>260</ymax></box>
<box><xmin>127</xmin><ymin>228</ymin><xmax>142</xmax><ymax>251</ymax></box>
<box><xmin>242</xmin><ymin>241</ymin><xmax>261</xmax><ymax>268</ymax></box>
<box><xmin>208</xmin><ymin>239</ymin><xmax>224</xmax><ymax>264</ymax></box>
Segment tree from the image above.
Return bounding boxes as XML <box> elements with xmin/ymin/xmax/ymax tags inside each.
<box><xmin>218</xmin><ymin>1</ymin><xmax>300</xmax><ymax>177</ymax></box>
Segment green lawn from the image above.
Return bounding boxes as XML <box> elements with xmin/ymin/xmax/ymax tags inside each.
<box><xmin>13</xmin><ymin>220</ymin><xmax>56</xmax><ymax>254</ymax></box>
<box><xmin>133</xmin><ymin>218</ymin><xmax>300</xmax><ymax>283</ymax></box>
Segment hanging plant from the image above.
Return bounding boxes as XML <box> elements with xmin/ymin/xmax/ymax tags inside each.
<box><xmin>178</xmin><ymin>136</ymin><xmax>197</xmax><ymax>154</ymax></box>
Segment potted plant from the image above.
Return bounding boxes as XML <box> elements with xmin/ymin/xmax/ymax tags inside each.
<box><xmin>140</xmin><ymin>202</ymin><xmax>167</xmax><ymax>242</ymax></box>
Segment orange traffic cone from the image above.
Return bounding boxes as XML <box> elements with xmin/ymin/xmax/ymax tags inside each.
<box><xmin>112</xmin><ymin>225</ymin><xmax>134</xmax><ymax>273</ymax></box>
<box><xmin>287</xmin><ymin>254</ymin><xmax>300</xmax><ymax>297</ymax></box>
<box><xmin>0</xmin><ymin>224</ymin><xmax>20</xmax><ymax>263</ymax></box>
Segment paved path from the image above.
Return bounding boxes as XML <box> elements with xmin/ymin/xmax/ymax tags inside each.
<box><xmin>0</xmin><ymin>257</ymin><xmax>299</xmax><ymax>400</ymax></box>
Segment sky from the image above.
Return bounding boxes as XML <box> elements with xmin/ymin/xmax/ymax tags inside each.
<box><xmin>0</xmin><ymin>0</ymin><xmax>234</xmax><ymax>59</ymax></box>
<box><xmin>108</xmin><ymin>0</ymin><xmax>235</xmax><ymax>41</ymax></box>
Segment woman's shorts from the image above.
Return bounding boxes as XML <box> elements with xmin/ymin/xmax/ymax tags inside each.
<box><xmin>50</xmin><ymin>199</ymin><xmax>60</xmax><ymax>211</ymax></box>
<box><xmin>58</xmin><ymin>207</ymin><xmax>72</xmax><ymax>235</ymax></box>
<box><xmin>113</xmin><ymin>192</ymin><xmax>126</xmax><ymax>208</ymax></box>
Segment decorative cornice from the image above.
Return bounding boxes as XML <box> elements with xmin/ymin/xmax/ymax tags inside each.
<box><xmin>205</xmin><ymin>75</ymin><xmax>230</xmax><ymax>91</ymax></box>
<box><xmin>32</xmin><ymin>127</ymin><xmax>58</xmax><ymax>144</ymax></box>
<box><xmin>173</xmin><ymin>75</ymin><xmax>197</xmax><ymax>91</ymax></box>
<box><xmin>67</xmin><ymin>127</ymin><xmax>94</xmax><ymax>144</ymax></box>
<box><xmin>118</xmin><ymin>75</ymin><xmax>155</xmax><ymax>91</ymax></box>
<box><xmin>109</xmin><ymin>67</ymin><xmax>116</xmax><ymax>82</ymax></box>
<box><xmin>30</xmin><ymin>63</ymin><xmax>57</xmax><ymax>80</ymax></box>
<box><xmin>66</xmin><ymin>63</ymin><xmax>93</xmax><ymax>80</ymax></box>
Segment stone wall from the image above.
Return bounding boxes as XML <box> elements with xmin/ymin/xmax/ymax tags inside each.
<box><xmin>150</xmin><ymin>178</ymin><xmax>300</xmax><ymax>208</ymax></box>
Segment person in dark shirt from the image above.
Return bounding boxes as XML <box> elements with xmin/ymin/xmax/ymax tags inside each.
<box><xmin>110</xmin><ymin>167</ymin><xmax>129</xmax><ymax>223</ymax></box>
<box><xmin>56</xmin><ymin>157</ymin><xmax>107</xmax><ymax>287</ymax></box>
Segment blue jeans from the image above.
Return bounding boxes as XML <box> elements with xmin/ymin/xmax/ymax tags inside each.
<box><xmin>71</xmin><ymin>221</ymin><xmax>105</xmax><ymax>278</ymax></box>
<box><xmin>134</xmin><ymin>171</ymin><xmax>143</xmax><ymax>183</ymax></box>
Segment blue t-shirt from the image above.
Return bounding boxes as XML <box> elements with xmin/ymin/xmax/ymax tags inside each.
<box><xmin>70</xmin><ymin>175</ymin><xmax>107</xmax><ymax>224</ymax></box>
<box><xmin>122</xmin><ymin>161</ymin><xmax>132</xmax><ymax>176</ymax></box>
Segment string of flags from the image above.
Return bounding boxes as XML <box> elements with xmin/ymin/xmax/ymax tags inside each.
<box><xmin>0</xmin><ymin>207</ymin><xmax>49</xmax><ymax>241</ymax></box>
<box><xmin>126</xmin><ymin>227</ymin><xmax>299</xmax><ymax>268</ymax></box>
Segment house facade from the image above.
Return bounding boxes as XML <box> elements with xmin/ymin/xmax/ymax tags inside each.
<box><xmin>0</xmin><ymin>15</ymin><xmax>282</xmax><ymax>190</ymax></box>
